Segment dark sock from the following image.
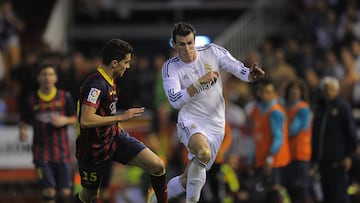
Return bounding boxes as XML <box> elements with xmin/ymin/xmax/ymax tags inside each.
<box><xmin>150</xmin><ymin>174</ymin><xmax>168</xmax><ymax>203</ymax></box>
<box><xmin>58</xmin><ymin>195</ymin><xmax>72</xmax><ymax>203</ymax></box>
<box><xmin>74</xmin><ymin>193</ymin><xmax>83</xmax><ymax>203</ymax></box>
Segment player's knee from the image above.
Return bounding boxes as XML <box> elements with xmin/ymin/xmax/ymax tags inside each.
<box><xmin>196</xmin><ymin>147</ymin><xmax>211</xmax><ymax>164</ymax></box>
<box><xmin>59</xmin><ymin>188</ymin><xmax>72</xmax><ymax>198</ymax></box>
<box><xmin>42</xmin><ymin>188</ymin><xmax>56</xmax><ymax>202</ymax></box>
<box><xmin>80</xmin><ymin>187</ymin><xmax>100</xmax><ymax>202</ymax></box>
<box><xmin>150</xmin><ymin>157</ymin><xmax>166</xmax><ymax>176</ymax></box>
<box><xmin>57</xmin><ymin>188</ymin><xmax>72</xmax><ymax>202</ymax></box>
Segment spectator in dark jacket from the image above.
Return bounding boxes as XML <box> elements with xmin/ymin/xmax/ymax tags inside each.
<box><xmin>312</xmin><ymin>76</ymin><xmax>357</xmax><ymax>203</ymax></box>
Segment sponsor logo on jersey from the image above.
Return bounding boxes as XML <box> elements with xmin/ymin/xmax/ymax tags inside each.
<box><xmin>109</xmin><ymin>102</ymin><xmax>117</xmax><ymax>115</ymax></box>
<box><xmin>87</xmin><ymin>88</ymin><xmax>101</xmax><ymax>104</ymax></box>
<box><xmin>33</xmin><ymin>101</ymin><xmax>63</xmax><ymax>110</ymax></box>
<box><xmin>36</xmin><ymin>112</ymin><xmax>59</xmax><ymax>123</ymax></box>
<box><xmin>196</xmin><ymin>82</ymin><xmax>213</xmax><ymax>93</ymax></box>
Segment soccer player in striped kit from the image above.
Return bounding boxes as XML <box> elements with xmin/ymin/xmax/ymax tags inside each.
<box><xmin>74</xmin><ymin>39</ymin><xmax>168</xmax><ymax>203</ymax></box>
<box><xmin>149</xmin><ymin>22</ymin><xmax>265</xmax><ymax>203</ymax></box>
<box><xmin>19</xmin><ymin>64</ymin><xmax>77</xmax><ymax>203</ymax></box>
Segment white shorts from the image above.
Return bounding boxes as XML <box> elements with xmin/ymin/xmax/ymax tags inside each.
<box><xmin>177</xmin><ymin>120</ymin><xmax>225</xmax><ymax>170</ymax></box>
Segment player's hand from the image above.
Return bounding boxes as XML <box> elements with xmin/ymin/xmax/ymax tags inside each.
<box><xmin>343</xmin><ymin>156</ymin><xmax>352</xmax><ymax>172</ymax></box>
<box><xmin>199</xmin><ymin>71</ymin><xmax>219</xmax><ymax>84</ymax></box>
<box><xmin>249</xmin><ymin>63</ymin><xmax>265</xmax><ymax>81</ymax></box>
<box><xmin>122</xmin><ymin>107</ymin><xmax>145</xmax><ymax>121</ymax></box>
<box><xmin>19</xmin><ymin>128</ymin><xmax>28</xmax><ymax>142</ymax></box>
<box><xmin>51</xmin><ymin>114</ymin><xmax>69</xmax><ymax>127</ymax></box>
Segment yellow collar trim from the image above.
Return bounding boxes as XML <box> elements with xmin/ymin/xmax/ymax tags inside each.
<box><xmin>97</xmin><ymin>66</ymin><xmax>114</xmax><ymax>86</ymax></box>
<box><xmin>37</xmin><ymin>87</ymin><xmax>57</xmax><ymax>102</ymax></box>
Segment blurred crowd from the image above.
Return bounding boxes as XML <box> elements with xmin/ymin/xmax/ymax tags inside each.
<box><xmin>0</xmin><ymin>0</ymin><xmax>360</xmax><ymax>202</ymax></box>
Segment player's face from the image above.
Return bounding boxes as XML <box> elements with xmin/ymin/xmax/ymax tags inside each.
<box><xmin>114</xmin><ymin>53</ymin><xmax>131</xmax><ymax>78</ymax></box>
<box><xmin>323</xmin><ymin>83</ymin><xmax>338</xmax><ymax>101</ymax></box>
<box><xmin>260</xmin><ymin>84</ymin><xmax>276</xmax><ymax>104</ymax></box>
<box><xmin>289</xmin><ymin>85</ymin><xmax>301</xmax><ymax>103</ymax></box>
<box><xmin>173</xmin><ymin>33</ymin><xmax>196</xmax><ymax>63</ymax></box>
<box><xmin>37</xmin><ymin>67</ymin><xmax>57</xmax><ymax>90</ymax></box>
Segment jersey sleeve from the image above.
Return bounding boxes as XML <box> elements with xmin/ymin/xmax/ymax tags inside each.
<box><xmin>269</xmin><ymin>110</ymin><xmax>284</xmax><ymax>154</ymax></box>
<box><xmin>81</xmin><ymin>79</ymin><xmax>105</xmax><ymax>110</ymax></box>
<box><xmin>212</xmin><ymin>44</ymin><xmax>250</xmax><ymax>82</ymax></box>
<box><xmin>162</xmin><ymin>61</ymin><xmax>192</xmax><ymax>109</ymax></box>
<box><xmin>289</xmin><ymin>107</ymin><xmax>311</xmax><ymax>137</ymax></box>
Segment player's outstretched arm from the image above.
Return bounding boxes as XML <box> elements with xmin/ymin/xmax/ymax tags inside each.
<box><xmin>80</xmin><ymin>104</ymin><xmax>145</xmax><ymax>128</ymax></box>
<box><xmin>121</xmin><ymin>107</ymin><xmax>145</xmax><ymax>121</ymax></box>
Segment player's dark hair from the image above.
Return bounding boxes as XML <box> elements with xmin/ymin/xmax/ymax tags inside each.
<box><xmin>102</xmin><ymin>39</ymin><xmax>133</xmax><ymax>65</ymax></box>
<box><xmin>284</xmin><ymin>79</ymin><xmax>309</xmax><ymax>102</ymax></box>
<box><xmin>37</xmin><ymin>63</ymin><xmax>58</xmax><ymax>76</ymax></box>
<box><xmin>172</xmin><ymin>22</ymin><xmax>196</xmax><ymax>43</ymax></box>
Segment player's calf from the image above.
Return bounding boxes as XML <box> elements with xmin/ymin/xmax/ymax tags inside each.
<box><xmin>186</xmin><ymin>158</ymin><xmax>207</xmax><ymax>203</ymax></box>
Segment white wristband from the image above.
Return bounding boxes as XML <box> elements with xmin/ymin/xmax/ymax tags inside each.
<box><xmin>193</xmin><ymin>80</ymin><xmax>201</xmax><ymax>90</ymax></box>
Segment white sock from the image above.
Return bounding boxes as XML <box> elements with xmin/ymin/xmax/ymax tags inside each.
<box><xmin>167</xmin><ymin>175</ymin><xmax>186</xmax><ymax>200</ymax></box>
<box><xmin>186</xmin><ymin>160</ymin><xmax>206</xmax><ymax>203</ymax></box>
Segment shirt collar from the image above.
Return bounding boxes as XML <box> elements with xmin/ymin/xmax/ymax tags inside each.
<box><xmin>97</xmin><ymin>66</ymin><xmax>114</xmax><ymax>86</ymax></box>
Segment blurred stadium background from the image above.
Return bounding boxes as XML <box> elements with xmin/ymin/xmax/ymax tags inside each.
<box><xmin>0</xmin><ymin>0</ymin><xmax>359</xmax><ymax>202</ymax></box>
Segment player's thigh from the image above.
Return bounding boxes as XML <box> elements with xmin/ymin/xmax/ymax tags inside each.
<box><xmin>188</xmin><ymin>133</ymin><xmax>210</xmax><ymax>154</ymax></box>
<box><xmin>127</xmin><ymin>148</ymin><xmax>164</xmax><ymax>174</ymax></box>
<box><xmin>113</xmin><ymin>131</ymin><xmax>147</xmax><ymax>165</ymax></box>
<box><xmin>177</xmin><ymin>120</ymin><xmax>210</xmax><ymax>153</ymax></box>
<box><xmin>186</xmin><ymin>131</ymin><xmax>224</xmax><ymax>170</ymax></box>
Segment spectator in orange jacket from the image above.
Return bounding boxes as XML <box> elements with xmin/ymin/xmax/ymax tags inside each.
<box><xmin>284</xmin><ymin>79</ymin><xmax>312</xmax><ymax>203</ymax></box>
<box><xmin>249</xmin><ymin>79</ymin><xmax>291</xmax><ymax>202</ymax></box>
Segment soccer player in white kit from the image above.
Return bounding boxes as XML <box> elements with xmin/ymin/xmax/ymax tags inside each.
<box><xmin>149</xmin><ymin>22</ymin><xmax>265</xmax><ymax>203</ymax></box>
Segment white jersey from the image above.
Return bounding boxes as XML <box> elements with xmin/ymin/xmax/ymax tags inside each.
<box><xmin>162</xmin><ymin>43</ymin><xmax>250</xmax><ymax>134</ymax></box>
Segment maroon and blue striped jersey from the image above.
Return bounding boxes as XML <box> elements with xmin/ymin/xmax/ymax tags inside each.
<box><xmin>20</xmin><ymin>88</ymin><xmax>75</xmax><ymax>163</ymax></box>
<box><xmin>76</xmin><ymin>67</ymin><xmax>122</xmax><ymax>165</ymax></box>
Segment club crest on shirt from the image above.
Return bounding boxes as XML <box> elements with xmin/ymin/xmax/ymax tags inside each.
<box><xmin>87</xmin><ymin>88</ymin><xmax>101</xmax><ymax>104</ymax></box>
<box><xmin>190</xmin><ymin>124</ymin><xmax>196</xmax><ymax>129</ymax></box>
<box><xmin>205</xmin><ymin>63</ymin><xmax>212</xmax><ymax>72</ymax></box>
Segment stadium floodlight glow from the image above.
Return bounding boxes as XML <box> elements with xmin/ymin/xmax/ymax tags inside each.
<box><xmin>169</xmin><ymin>35</ymin><xmax>212</xmax><ymax>47</ymax></box>
<box><xmin>195</xmin><ymin>35</ymin><xmax>211</xmax><ymax>46</ymax></box>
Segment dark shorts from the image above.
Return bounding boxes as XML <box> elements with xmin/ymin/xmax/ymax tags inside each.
<box><xmin>34</xmin><ymin>161</ymin><xmax>73</xmax><ymax>189</ymax></box>
<box><xmin>287</xmin><ymin>160</ymin><xmax>310</xmax><ymax>190</ymax></box>
<box><xmin>77</xmin><ymin>131</ymin><xmax>146</xmax><ymax>189</ymax></box>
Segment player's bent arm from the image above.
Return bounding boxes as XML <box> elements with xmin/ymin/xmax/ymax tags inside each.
<box><xmin>80</xmin><ymin>104</ymin><xmax>144</xmax><ymax>128</ymax></box>
<box><xmin>80</xmin><ymin>105</ymin><xmax>123</xmax><ymax>128</ymax></box>
<box><xmin>66</xmin><ymin>116</ymin><xmax>78</xmax><ymax>125</ymax></box>
<box><xmin>163</xmin><ymin>71</ymin><xmax>221</xmax><ymax>109</ymax></box>
<box><xmin>51</xmin><ymin>114</ymin><xmax>78</xmax><ymax>127</ymax></box>
<box><xmin>163</xmin><ymin>77</ymin><xmax>193</xmax><ymax>109</ymax></box>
